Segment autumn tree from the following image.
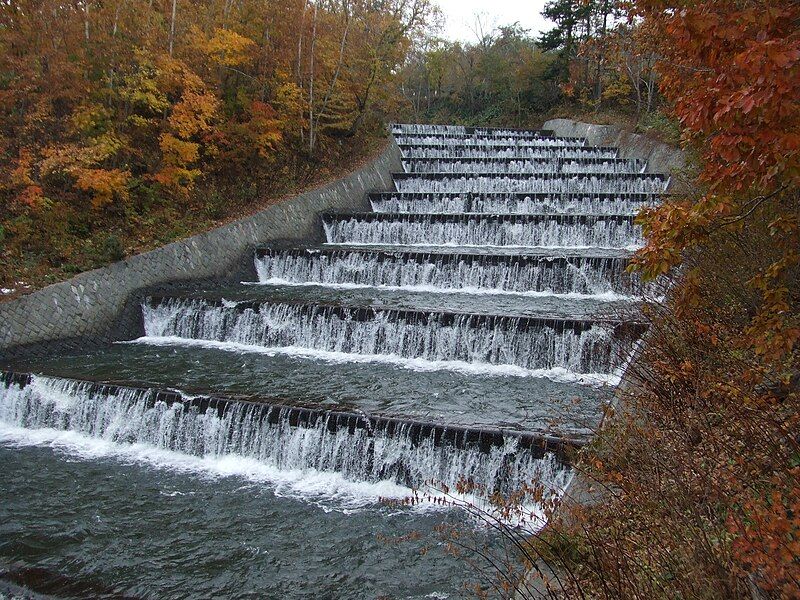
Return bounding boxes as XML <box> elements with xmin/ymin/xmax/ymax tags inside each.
<box><xmin>521</xmin><ymin>1</ymin><xmax>800</xmax><ymax>598</ymax></box>
<box><xmin>0</xmin><ymin>0</ymin><xmax>435</xmax><ymax>289</ymax></box>
<box><xmin>395</xmin><ymin>25</ymin><xmax>561</xmax><ymax>126</ymax></box>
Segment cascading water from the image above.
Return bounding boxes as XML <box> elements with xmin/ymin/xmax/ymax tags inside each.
<box><xmin>254</xmin><ymin>250</ymin><xmax>651</xmax><ymax>297</ymax></box>
<box><xmin>399</xmin><ymin>145</ymin><xmax>617</xmax><ymax>160</ymax></box>
<box><xmin>402</xmin><ymin>158</ymin><xmax>647</xmax><ymax>174</ymax></box>
<box><xmin>394</xmin><ymin>135</ymin><xmax>587</xmax><ymax>148</ymax></box>
<box><xmin>371</xmin><ymin>194</ymin><xmax>471</xmax><ymax>213</ymax></box>
<box><xmin>0</xmin><ymin>374</ymin><xmax>569</xmax><ymax>497</ymax></box>
<box><xmin>394</xmin><ymin>173</ymin><xmax>667</xmax><ymax>194</ymax></box>
<box><xmin>370</xmin><ymin>193</ymin><xmax>658</xmax><ymax>215</ymax></box>
<box><xmin>392</xmin><ymin>124</ymin><xmax>558</xmax><ymax>137</ymax></box>
<box><xmin>323</xmin><ymin>214</ymin><xmax>643</xmax><ymax>249</ymax></box>
<box><xmin>471</xmin><ymin>194</ymin><xmax>657</xmax><ymax>215</ymax></box>
<box><xmin>0</xmin><ymin>121</ymin><xmax>665</xmax><ymax>597</ymax></box>
<box><xmin>141</xmin><ymin>298</ymin><xmax>637</xmax><ymax>375</ymax></box>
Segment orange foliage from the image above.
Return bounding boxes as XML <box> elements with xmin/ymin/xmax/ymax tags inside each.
<box><xmin>74</xmin><ymin>168</ymin><xmax>131</xmax><ymax>209</ymax></box>
<box><xmin>550</xmin><ymin>2</ymin><xmax>800</xmax><ymax>597</ymax></box>
<box><xmin>631</xmin><ymin>0</ymin><xmax>800</xmax><ymax>364</ymax></box>
<box><xmin>632</xmin><ymin>0</ymin><xmax>800</xmax><ymax>277</ymax></box>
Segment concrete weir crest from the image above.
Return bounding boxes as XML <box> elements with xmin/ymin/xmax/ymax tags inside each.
<box><xmin>0</xmin><ymin>118</ymin><xmax>683</xmax><ymax>506</ymax></box>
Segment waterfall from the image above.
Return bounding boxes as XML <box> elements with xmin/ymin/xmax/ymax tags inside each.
<box><xmin>394</xmin><ymin>135</ymin><xmax>586</xmax><ymax>148</ymax></box>
<box><xmin>401</xmin><ymin>158</ymin><xmax>647</xmax><ymax>175</ymax></box>
<box><xmin>371</xmin><ymin>194</ymin><xmax>470</xmax><ymax>214</ymax></box>
<box><xmin>369</xmin><ymin>193</ymin><xmax>658</xmax><ymax>215</ymax></box>
<box><xmin>255</xmin><ymin>250</ymin><xmax>650</xmax><ymax>298</ymax></box>
<box><xmin>0</xmin><ymin>374</ymin><xmax>571</xmax><ymax>498</ymax></box>
<box><xmin>323</xmin><ymin>215</ymin><xmax>643</xmax><ymax>249</ymax></box>
<box><xmin>1</xmin><ymin>122</ymin><xmax>660</xmax><ymax>538</ymax></box>
<box><xmin>399</xmin><ymin>146</ymin><xmax>617</xmax><ymax>160</ymax></box>
<box><xmin>471</xmin><ymin>194</ymin><xmax>656</xmax><ymax>215</ymax></box>
<box><xmin>0</xmin><ymin>122</ymin><xmax>666</xmax><ymax>596</ymax></box>
<box><xmin>142</xmin><ymin>298</ymin><xmax>639</xmax><ymax>375</ymax></box>
<box><xmin>394</xmin><ymin>174</ymin><xmax>667</xmax><ymax>194</ymax></box>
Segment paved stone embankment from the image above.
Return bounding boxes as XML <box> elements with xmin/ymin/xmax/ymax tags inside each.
<box><xmin>0</xmin><ymin>140</ymin><xmax>402</xmax><ymax>360</ymax></box>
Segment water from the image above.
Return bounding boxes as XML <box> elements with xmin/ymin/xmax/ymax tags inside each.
<box><xmin>0</xmin><ymin>372</ymin><xmax>571</xmax><ymax>598</ymax></box>
<box><xmin>402</xmin><ymin>158</ymin><xmax>647</xmax><ymax>174</ymax></box>
<box><xmin>471</xmin><ymin>194</ymin><xmax>656</xmax><ymax>216</ymax></box>
<box><xmin>254</xmin><ymin>249</ymin><xmax>651</xmax><ymax>298</ymax></box>
<box><xmin>398</xmin><ymin>145</ymin><xmax>617</xmax><ymax>159</ymax></box>
<box><xmin>394</xmin><ymin>174</ymin><xmax>667</xmax><ymax>194</ymax></box>
<box><xmin>394</xmin><ymin>135</ymin><xmax>586</xmax><ymax>147</ymax></box>
<box><xmin>323</xmin><ymin>214</ymin><xmax>643</xmax><ymax>249</ymax></box>
<box><xmin>0</xmin><ymin>375</ymin><xmax>568</xmax><ymax>495</ymax></box>
<box><xmin>0</xmin><ymin>121</ymin><xmax>660</xmax><ymax>597</ymax></box>
<box><xmin>1</xmin><ymin>343</ymin><xmax>613</xmax><ymax>437</ymax></box>
<box><xmin>0</xmin><ymin>433</ymin><xmax>487</xmax><ymax>599</ymax></box>
<box><xmin>369</xmin><ymin>193</ymin><xmax>658</xmax><ymax>215</ymax></box>
<box><xmin>142</xmin><ymin>298</ymin><xmax>639</xmax><ymax>375</ymax></box>
<box><xmin>149</xmin><ymin>281</ymin><xmax>637</xmax><ymax>321</ymax></box>
<box><xmin>392</xmin><ymin>124</ymin><xmax>569</xmax><ymax>139</ymax></box>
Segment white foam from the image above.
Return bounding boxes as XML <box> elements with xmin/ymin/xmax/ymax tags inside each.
<box><xmin>0</xmin><ymin>421</ymin><xmax>560</xmax><ymax>527</ymax></box>
<box><xmin>0</xmin><ymin>421</ymin><xmax>413</xmax><ymax>510</ymax></box>
<box><xmin>127</xmin><ymin>336</ymin><xmax>621</xmax><ymax>386</ymax></box>
<box><xmin>323</xmin><ymin>242</ymin><xmax>644</xmax><ymax>252</ymax></box>
<box><xmin>244</xmin><ymin>279</ymin><xmax>638</xmax><ymax>302</ymax></box>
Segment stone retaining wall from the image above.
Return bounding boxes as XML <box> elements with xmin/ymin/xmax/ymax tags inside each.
<box><xmin>544</xmin><ymin>118</ymin><xmax>688</xmax><ymax>190</ymax></box>
<box><xmin>0</xmin><ymin>140</ymin><xmax>402</xmax><ymax>360</ymax></box>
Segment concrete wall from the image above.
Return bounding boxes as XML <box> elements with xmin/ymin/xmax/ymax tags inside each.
<box><xmin>544</xmin><ymin>118</ymin><xmax>688</xmax><ymax>190</ymax></box>
<box><xmin>0</xmin><ymin>140</ymin><xmax>402</xmax><ymax>360</ymax></box>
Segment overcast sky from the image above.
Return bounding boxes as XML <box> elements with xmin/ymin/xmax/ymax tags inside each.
<box><xmin>434</xmin><ymin>0</ymin><xmax>553</xmax><ymax>42</ymax></box>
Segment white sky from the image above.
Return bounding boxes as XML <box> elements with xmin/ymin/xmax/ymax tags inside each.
<box><xmin>434</xmin><ymin>0</ymin><xmax>552</xmax><ymax>43</ymax></box>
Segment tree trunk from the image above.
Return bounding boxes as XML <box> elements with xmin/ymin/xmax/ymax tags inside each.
<box><xmin>595</xmin><ymin>0</ymin><xmax>609</xmax><ymax>104</ymax></box>
<box><xmin>112</xmin><ymin>0</ymin><xmax>126</xmax><ymax>37</ymax></box>
<box><xmin>308</xmin><ymin>3</ymin><xmax>317</xmax><ymax>153</ymax></box>
<box><xmin>84</xmin><ymin>1</ymin><xmax>90</xmax><ymax>42</ymax></box>
<box><xmin>168</xmin><ymin>0</ymin><xmax>177</xmax><ymax>57</ymax></box>
<box><xmin>317</xmin><ymin>4</ymin><xmax>351</xmax><ymax>137</ymax></box>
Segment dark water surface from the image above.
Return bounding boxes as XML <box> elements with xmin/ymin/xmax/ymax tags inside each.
<box><xmin>4</xmin><ymin>343</ymin><xmax>611</xmax><ymax>438</ymax></box>
<box><xmin>0</xmin><ymin>437</ymin><xmax>484</xmax><ymax>599</ymax></box>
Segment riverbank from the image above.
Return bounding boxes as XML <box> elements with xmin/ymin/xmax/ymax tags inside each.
<box><xmin>0</xmin><ymin>134</ymin><xmax>389</xmax><ymax>302</ymax></box>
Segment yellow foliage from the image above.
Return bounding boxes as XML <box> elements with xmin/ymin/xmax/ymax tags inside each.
<box><xmin>157</xmin><ymin>132</ymin><xmax>203</xmax><ymax>197</ymax></box>
<box><xmin>119</xmin><ymin>53</ymin><xmax>170</xmax><ymax>115</ymax></box>
<box><xmin>81</xmin><ymin>133</ymin><xmax>126</xmax><ymax>164</ymax></box>
<box><xmin>70</xmin><ymin>104</ymin><xmax>113</xmax><ymax>136</ymax></box>
<box><xmin>153</xmin><ymin>166</ymin><xmax>202</xmax><ymax>197</ymax></box>
<box><xmin>39</xmin><ymin>134</ymin><xmax>124</xmax><ymax>176</ymax></box>
<box><xmin>601</xmin><ymin>77</ymin><xmax>633</xmax><ymax>105</ymax></box>
<box><xmin>157</xmin><ymin>56</ymin><xmax>206</xmax><ymax>95</ymax></box>
<box><xmin>126</xmin><ymin>114</ymin><xmax>156</xmax><ymax>128</ymax></box>
<box><xmin>248</xmin><ymin>101</ymin><xmax>283</xmax><ymax>158</ymax></box>
<box><xmin>159</xmin><ymin>133</ymin><xmax>200</xmax><ymax>165</ymax></box>
<box><xmin>202</xmin><ymin>28</ymin><xmax>258</xmax><ymax>67</ymax></box>
<box><xmin>276</xmin><ymin>84</ymin><xmax>304</xmax><ymax>116</ymax></box>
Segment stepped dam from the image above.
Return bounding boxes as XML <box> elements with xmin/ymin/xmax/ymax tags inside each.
<box><xmin>0</xmin><ymin>122</ymin><xmax>668</xmax><ymax>598</ymax></box>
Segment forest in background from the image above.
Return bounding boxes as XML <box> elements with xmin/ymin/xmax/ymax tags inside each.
<box><xmin>0</xmin><ymin>0</ymin><xmax>437</xmax><ymax>293</ymax></box>
<box><xmin>1</xmin><ymin>0</ymin><xmax>798</xmax><ymax>597</ymax></box>
<box><xmin>1</xmin><ymin>0</ymin><xmax>677</xmax><ymax>295</ymax></box>
<box><xmin>397</xmin><ymin>0</ymin><xmax>667</xmax><ymax>133</ymax></box>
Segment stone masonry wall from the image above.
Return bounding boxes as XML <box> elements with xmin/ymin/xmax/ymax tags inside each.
<box><xmin>0</xmin><ymin>140</ymin><xmax>402</xmax><ymax>360</ymax></box>
<box><xmin>544</xmin><ymin>118</ymin><xmax>688</xmax><ymax>191</ymax></box>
